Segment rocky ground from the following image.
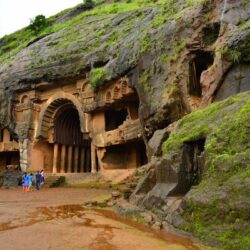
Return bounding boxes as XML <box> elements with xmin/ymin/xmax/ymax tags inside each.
<box><xmin>0</xmin><ymin>187</ymin><xmax>202</xmax><ymax>250</ymax></box>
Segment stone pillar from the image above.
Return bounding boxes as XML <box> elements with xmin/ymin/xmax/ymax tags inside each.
<box><xmin>19</xmin><ymin>139</ymin><xmax>29</xmax><ymax>172</ymax></box>
<box><xmin>86</xmin><ymin>147</ymin><xmax>90</xmax><ymax>172</ymax></box>
<box><xmin>52</xmin><ymin>143</ymin><xmax>59</xmax><ymax>174</ymax></box>
<box><xmin>80</xmin><ymin>147</ymin><xmax>85</xmax><ymax>173</ymax></box>
<box><xmin>67</xmin><ymin>145</ymin><xmax>73</xmax><ymax>173</ymax></box>
<box><xmin>74</xmin><ymin>146</ymin><xmax>79</xmax><ymax>173</ymax></box>
<box><xmin>60</xmin><ymin>145</ymin><xmax>66</xmax><ymax>173</ymax></box>
<box><xmin>91</xmin><ymin>144</ymin><xmax>97</xmax><ymax>173</ymax></box>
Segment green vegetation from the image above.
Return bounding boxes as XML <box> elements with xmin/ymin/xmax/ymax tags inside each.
<box><xmin>216</xmin><ymin>46</ymin><xmax>242</xmax><ymax>63</ymax></box>
<box><xmin>0</xmin><ymin>0</ymin><xmax>210</xmax><ymax>62</ymax></box>
<box><xmin>162</xmin><ymin>92</ymin><xmax>250</xmax><ymax>249</ymax></box>
<box><xmin>90</xmin><ymin>67</ymin><xmax>109</xmax><ymax>90</ymax></box>
<box><xmin>82</xmin><ymin>0</ymin><xmax>95</xmax><ymax>8</ymax></box>
<box><xmin>50</xmin><ymin>176</ymin><xmax>66</xmax><ymax>188</ymax></box>
<box><xmin>163</xmin><ymin>93</ymin><xmax>250</xmax><ymax>154</ymax></box>
<box><xmin>29</xmin><ymin>15</ymin><xmax>48</xmax><ymax>34</ymax></box>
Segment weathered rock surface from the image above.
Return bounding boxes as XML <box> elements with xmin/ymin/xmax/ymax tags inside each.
<box><xmin>132</xmin><ymin>92</ymin><xmax>250</xmax><ymax>249</ymax></box>
<box><xmin>0</xmin><ymin>0</ymin><xmax>250</xmax><ymax>249</ymax></box>
<box><xmin>0</xmin><ymin>171</ymin><xmax>22</xmax><ymax>188</ymax></box>
<box><xmin>0</xmin><ymin>0</ymin><xmax>249</xmax><ymax>143</ymax></box>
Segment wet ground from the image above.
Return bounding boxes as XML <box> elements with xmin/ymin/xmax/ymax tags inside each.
<box><xmin>0</xmin><ymin>188</ymin><xmax>202</xmax><ymax>250</ymax></box>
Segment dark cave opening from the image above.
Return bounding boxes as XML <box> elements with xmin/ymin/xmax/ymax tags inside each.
<box><xmin>203</xmin><ymin>23</ymin><xmax>220</xmax><ymax>46</ymax></box>
<box><xmin>52</xmin><ymin>102</ymin><xmax>91</xmax><ymax>173</ymax></box>
<box><xmin>102</xmin><ymin>141</ymin><xmax>148</xmax><ymax>169</ymax></box>
<box><xmin>105</xmin><ymin>108</ymin><xmax>128</xmax><ymax>132</ymax></box>
<box><xmin>189</xmin><ymin>51</ymin><xmax>214</xmax><ymax>97</ymax></box>
<box><xmin>0</xmin><ymin>151</ymin><xmax>20</xmax><ymax>171</ymax></box>
<box><xmin>172</xmin><ymin>138</ymin><xmax>206</xmax><ymax>195</ymax></box>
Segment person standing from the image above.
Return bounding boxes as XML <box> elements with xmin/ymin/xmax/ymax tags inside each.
<box><xmin>28</xmin><ymin>173</ymin><xmax>33</xmax><ymax>191</ymax></box>
<box><xmin>22</xmin><ymin>172</ymin><xmax>28</xmax><ymax>191</ymax></box>
<box><xmin>40</xmin><ymin>169</ymin><xmax>45</xmax><ymax>185</ymax></box>
<box><xmin>35</xmin><ymin>171</ymin><xmax>41</xmax><ymax>190</ymax></box>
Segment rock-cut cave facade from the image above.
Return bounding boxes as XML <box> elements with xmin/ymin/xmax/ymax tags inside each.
<box><xmin>0</xmin><ymin>77</ymin><xmax>148</xmax><ymax>174</ymax></box>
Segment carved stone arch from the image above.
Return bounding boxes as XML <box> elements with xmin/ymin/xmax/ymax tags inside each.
<box><xmin>113</xmin><ymin>86</ymin><xmax>119</xmax><ymax>99</ymax></box>
<box><xmin>20</xmin><ymin>94</ymin><xmax>29</xmax><ymax>104</ymax></box>
<box><xmin>106</xmin><ymin>91</ymin><xmax>111</xmax><ymax>103</ymax></box>
<box><xmin>81</xmin><ymin>81</ymin><xmax>88</xmax><ymax>93</ymax></box>
<box><xmin>36</xmin><ymin>92</ymin><xmax>87</xmax><ymax>139</ymax></box>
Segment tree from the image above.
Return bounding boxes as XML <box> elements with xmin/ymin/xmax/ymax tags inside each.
<box><xmin>83</xmin><ymin>0</ymin><xmax>94</xmax><ymax>8</ymax></box>
<box><xmin>29</xmin><ymin>15</ymin><xmax>47</xmax><ymax>34</ymax></box>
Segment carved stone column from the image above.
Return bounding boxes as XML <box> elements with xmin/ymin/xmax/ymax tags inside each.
<box><xmin>91</xmin><ymin>144</ymin><xmax>97</xmax><ymax>173</ymax></box>
<box><xmin>74</xmin><ymin>146</ymin><xmax>79</xmax><ymax>173</ymax></box>
<box><xmin>60</xmin><ymin>145</ymin><xmax>66</xmax><ymax>173</ymax></box>
<box><xmin>52</xmin><ymin>143</ymin><xmax>59</xmax><ymax>174</ymax></box>
<box><xmin>80</xmin><ymin>147</ymin><xmax>85</xmax><ymax>173</ymax></box>
<box><xmin>19</xmin><ymin>139</ymin><xmax>29</xmax><ymax>172</ymax></box>
<box><xmin>67</xmin><ymin>145</ymin><xmax>73</xmax><ymax>173</ymax></box>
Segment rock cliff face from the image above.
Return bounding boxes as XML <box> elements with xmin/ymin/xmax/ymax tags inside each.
<box><xmin>0</xmin><ymin>0</ymin><xmax>250</xmax><ymax>248</ymax></box>
<box><xmin>1</xmin><ymin>0</ymin><xmax>249</xmax><ymax>134</ymax></box>
<box><xmin>130</xmin><ymin>92</ymin><xmax>250</xmax><ymax>248</ymax></box>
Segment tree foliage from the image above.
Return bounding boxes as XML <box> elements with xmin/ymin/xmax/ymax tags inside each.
<box><xmin>29</xmin><ymin>15</ymin><xmax>47</xmax><ymax>34</ymax></box>
<box><xmin>83</xmin><ymin>0</ymin><xmax>94</xmax><ymax>8</ymax></box>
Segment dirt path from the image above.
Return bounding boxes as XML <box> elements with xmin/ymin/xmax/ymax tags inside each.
<box><xmin>0</xmin><ymin>188</ymin><xmax>202</xmax><ymax>250</ymax></box>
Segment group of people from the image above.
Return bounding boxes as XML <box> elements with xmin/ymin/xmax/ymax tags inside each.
<box><xmin>22</xmin><ymin>170</ymin><xmax>45</xmax><ymax>191</ymax></box>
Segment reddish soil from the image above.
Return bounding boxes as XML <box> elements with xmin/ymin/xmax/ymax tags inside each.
<box><xmin>0</xmin><ymin>188</ymin><xmax>202</xmax><ymax>250</ymax></box>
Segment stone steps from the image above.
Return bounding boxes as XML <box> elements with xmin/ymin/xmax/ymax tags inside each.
<box><xmin>42</xmin><ymin>175</ymin><xmax>65</xmax><ymax>188</ymax></box>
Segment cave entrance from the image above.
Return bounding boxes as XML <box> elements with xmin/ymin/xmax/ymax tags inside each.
<box><xmin>102</xmin><ymin>142</ymin><xmax>148</xmax><ymax>170</ymax></box>
<box><xmin>52</xmin><ymin>103</ymin><xmax>91</xmax><ymax>173</ymax></box>
<box><xmin>0</xmin><ymin>151</ymin><xmax>20</xmax><ymax>172</ymax></box>
<box><xmin>189</xmin><ymin>51</ymin><xmax>214</xmax><ymax>97</ymax></box>
<box><xmin>101</xmin><ymin>89</ymin><xmax>146</xmax><ymax>169</ymax></box>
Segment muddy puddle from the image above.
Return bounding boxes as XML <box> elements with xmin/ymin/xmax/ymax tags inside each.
<box><xmin>0</xmin><ymin>204</ymin><xmax>201</xmax><ymax>250</ymax></box>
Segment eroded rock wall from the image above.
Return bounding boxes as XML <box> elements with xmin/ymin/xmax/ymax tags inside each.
<box><xmin>0</xmin><ymin>0</ymin><xmax>249</xmax><ymax>144</ymax></box>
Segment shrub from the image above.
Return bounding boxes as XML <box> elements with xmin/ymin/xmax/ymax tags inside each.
<box><xmin>29</xmin><ymin>15</ymin><xmax>48</xmax><ymax>34</ymax></box>
<box><xmin>83</xmin><ymin>0</ymin><xmax>94</xmax><ymax>8</ymax></box>
<box><xmin>90</xmin><ymin>67</ymin><xmax>108</xmax><ymax>90</ymax></box>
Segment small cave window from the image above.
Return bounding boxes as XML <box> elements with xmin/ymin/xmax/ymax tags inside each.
<box><xmin>105</xmin><ymin>109</ymin><xmax>128</xmax><ymax>132</ymax></box>
<box><xmin>203</xmin><ymin>23</ymin><xmax>220</xmax><ymax>46</ymax></box>
<box><xmin>189</xmin><ymin>51</ymin><xmax>214</xmax><ymax>97</ymax></box>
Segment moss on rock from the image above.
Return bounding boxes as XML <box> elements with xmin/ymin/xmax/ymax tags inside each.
<box><xmin>162</xmin><ymin>92</ymin><xmax>250</xmax><ymax>249</ymax></box>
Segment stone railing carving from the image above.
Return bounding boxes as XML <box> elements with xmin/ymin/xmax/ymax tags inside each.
<box><xmin>83</xmin><ymin>78</ymin><xmax>135</xmax><ymax>113</ymax></box>
<box><xmin>92</xmin><ymin>119</ymin><xmax>142</xmax><ymax>147</ymax></box>
<box><xmin>0</xmin><ymin>141</ymin><xmax>19</xmax><ymax>152</ymax></box>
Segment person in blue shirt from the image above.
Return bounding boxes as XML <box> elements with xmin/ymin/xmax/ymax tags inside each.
<box><xmin>22</xmin><ymin>172</ymin><xmax>29</xmax><ymax>192</ymax></box>
<box><xmin>28</xmin><ymin>173</ymin><xmax>33</xmax><ymax>191</ymax></box>
<box><xmin>35</xmin><ymin>171</ymin><xmax>41</xmax><ymax>190</ymax></box>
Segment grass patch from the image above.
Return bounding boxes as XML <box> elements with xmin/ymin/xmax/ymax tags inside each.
<box><xmin>90</xmin><ymin>67</ymin><xmax>109</xmax><ymax>90</ymax></box>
